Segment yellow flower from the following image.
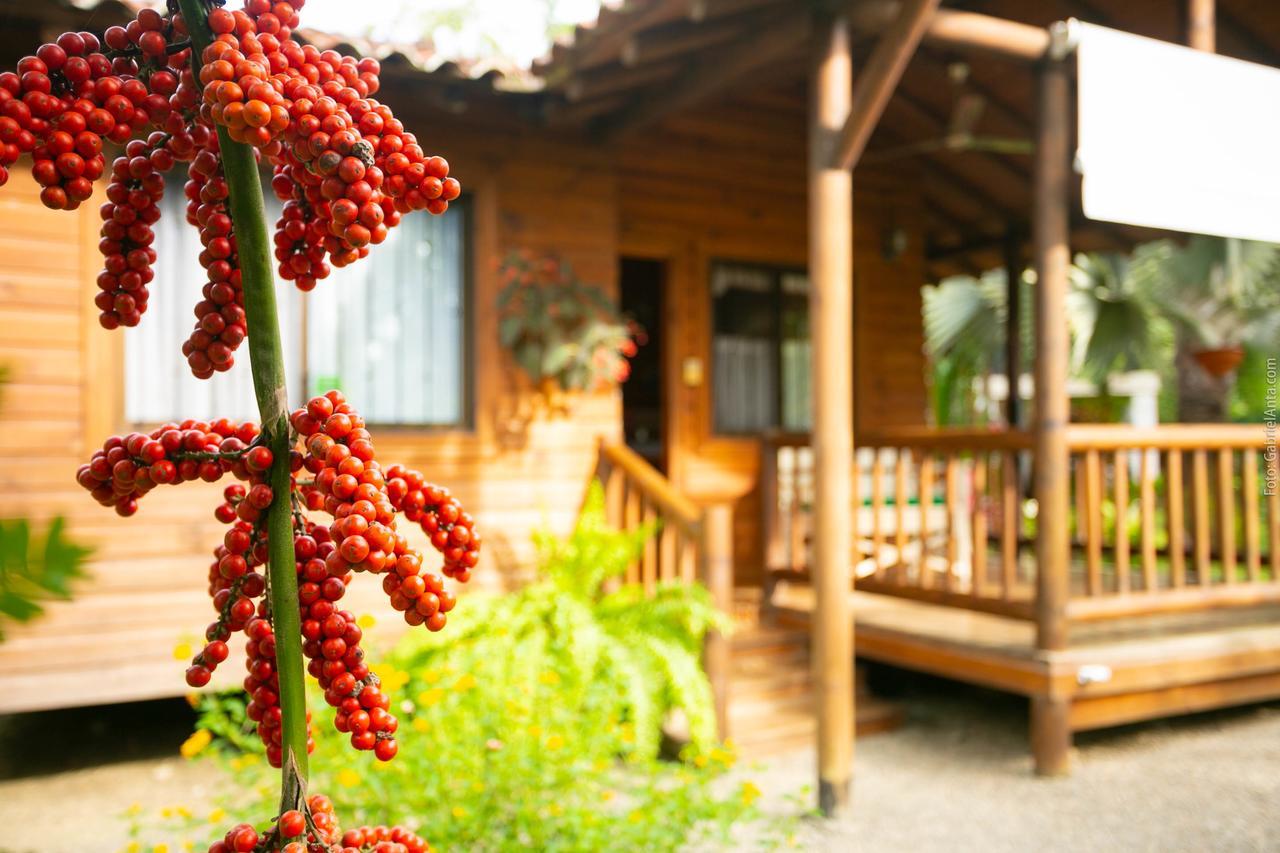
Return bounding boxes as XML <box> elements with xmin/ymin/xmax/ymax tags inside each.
<box><xmin>454</xmin><ymin>673</ymin><xmax>476</xmax><ymax>691</ymax></box>
<box><xmin>183</xmin><ymin>842</ymin><xmax>195</xmax><ymax>852</ymax></box>
<box><xmin>628</xmin><ymin>810</ymin><xmax>644</xmax><ymax>824</ymax></box>
<box><xmin>207</xmin><ymin>808</ymin><xmax>226</xmax><ymax>824</ymax></box>
<box><xmin>172</xmin><ymin>641</ymin><xmax>192</xmax><ymax>661</ymax></box>
<box><xmin>547</xmin><ymin>803</ymin><xmax>564</xmax><ymax>817</ymax></box>
<box><xmin>124</xmin><ymin>843</ymin><xmax>141</xmax><ymax>853</ymax></box>
<box><xmin>423</xmin><ymin>669</ymin><xmax>442</xmax><ymax>684</ymax></box>
<box><xmin>184</xmin><ymin>693</ymin><xmax>200</xmax><ymax>708</ymax></box>
<box><xmin>527</xmin><ymin>725</ymin><xmax>542</xmax><ymax>738</ymax></box>
<box><xmin>538</xmin><ymin>670</ymin><xmax>560</xmax><ymax>686</ymax></box>
<box><xmin>174</xmin><ymin>806</ymin><xmax>192</xmax><ymax>819</ymax></box>
<box><xmin>601</xmin><ymin>790</ymin><xmax>616</xmax><ymax>802</ymax></box>
<box><xmin>544</xmin><ymin>734</ymin><xmax>565</xmax><ymax>751</ymax></box>
<box><xmin>160</xmin><ymin>807</ymin><xmax>173</xmax><ymax>818</ymax></box>
<box><xmin>741</xmin><ymin>781</ymin><xmax>762</xmax><ymax>806</ymax></box>
<box><xmin>412</xmin><ymin>717</ymin><xmax>431</xmax><ymax>733</ymax></box>
<box><xmin>380</xmin><ymin>667</ymin><xmax>410</xmax><ymax>692</ymax></box>
<box><xmin>417</xmin><ymin>688</ymin><xmax>444</xmax><ymax>707</ymax></box>
<box><xmin>693</xmin><ymin>754</ymin><xmax>709</xmax><ymax>768</ymax></box>
<box><xmin>153</xmin><ymin>844</ymin><xmax>170</xmax><ymax>853</ymax></box>
<box><xmin>179</xmin><ymin>729</ymin><xmax>212</xmax><ymax>759</ymax></box>
<box><xmin>710</xmin><ymin>746</ymin><xmax>735</xmax><ymax>766</ymax></box>
<box><xmin>451</xmin><ymin>806</ymin><xmax>467</xmax><ymax>819</ymax></box>
<box><xmin>357</xmin><ymin>613</ymin><xmax>377</xmax><ymax>629</ymax></box>
<box><xmin>470</xmin><ymin>781</ymin><xmax>484</xmax><ymax>793</ymax></box>
<box><xmin>337</xmin><ymin>768</ymin><xmax>362</xmax><ymax>788</ymax></box>
<box><xmin>125</xmin><ymin>803</ymin><xmax>143</xmax><ymax>817</ymax></box>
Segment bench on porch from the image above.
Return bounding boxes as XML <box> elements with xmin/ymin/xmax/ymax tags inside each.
<box><xmin>761</xmin><ymin>424</ymin><xmax>1280</xmax><ymax>772</ymax></box>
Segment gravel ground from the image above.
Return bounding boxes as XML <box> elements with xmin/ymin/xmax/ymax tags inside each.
<box><xmin>740</xmin><ymin>676</ymin><xmax>1280</xmax><ymax>853</ymax></box>
<box><xmin>1</xmin><ymin>681</ymin><xmax>1277</xmax><ymax>852</ymax></box>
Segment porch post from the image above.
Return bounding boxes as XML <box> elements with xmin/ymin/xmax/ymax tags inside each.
<box><xmin>1003</xmin><ymin>226</ymin><xmax>1023</xmax><ymax>428</ymax></box>
<box><xmin>809</xmin><ymin>8</ymin><xmax>855</xmax><ymax>816</ymax></box>
<box><xmin>1187</xmin><ymin>0</ymin><xmax>1215</xmax><ymax>52</ymax></box>
<box><xmin>1031</xmin><ymin>23</ymin><xmax>1072</xmax><ymax>776</ymax></box>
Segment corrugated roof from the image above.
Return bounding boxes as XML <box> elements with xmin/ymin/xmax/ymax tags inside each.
<box><xmin>19</xmin><ymin>0</ymin><xmax>539</xmax><ymax>91</ymax></box>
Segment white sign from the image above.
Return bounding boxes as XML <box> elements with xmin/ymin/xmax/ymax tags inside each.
<box><xmin>1075</xmin><ymin>21</ymin><xmax>1280</xmax><ymax>243</ymax></box>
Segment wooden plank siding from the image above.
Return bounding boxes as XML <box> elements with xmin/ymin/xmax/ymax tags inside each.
<box><xmin>0</xmin><ymin>105</ymin><xmax>626</xmax><ymax>711</ymax></box>
<box><xmin>617</xmin><ymin>89</ymin><xmax>928</xmax><ymax>587</ymax></box>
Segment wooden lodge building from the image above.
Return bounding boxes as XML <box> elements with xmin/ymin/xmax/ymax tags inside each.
<box><xmin>2</xmin><ymin>0</ymin><xmax>1280</xmax><ymax>801</ymax></box>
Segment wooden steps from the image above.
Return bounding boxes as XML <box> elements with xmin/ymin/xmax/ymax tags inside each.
<box><xmin>726</xmin><ymin>621</ymin><xmax>903</xmax><ymax>756</ymax></box>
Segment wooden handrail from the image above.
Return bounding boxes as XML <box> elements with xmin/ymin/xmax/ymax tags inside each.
<box><xmin>597</xmin><ymin>440</ymin><xmax>703</xmax><ymax>533</ymax></box>
<box><xmin>1065</xmin><ymin>424</ymin><xmax>1270</xmax><ymax>450</ymax></box>
<box><xmin>764</xmin><ymin>427</ymin><xmax>1034</xmax><ymax>452</ymax></box>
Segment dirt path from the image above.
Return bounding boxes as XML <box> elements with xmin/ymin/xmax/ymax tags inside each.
<box><xmin>1</xmin><ymin>682</ymin><xmax>1277</xmax><ymax>852</ymax></box>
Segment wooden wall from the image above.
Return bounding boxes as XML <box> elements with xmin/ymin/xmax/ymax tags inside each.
<box><xmin>0</xmin><ymin>103</ymin><xmax>623</xmax><ymax>712</ymax></box>
<box><xmin>0</xmin><ymin>73</ymin><xmax>929</xmax><ymax>710</ymax></box>
<box><xmin>616</xmin><ymin>85</ymin><xmax>928</xmax><ymax>587</ymax></box>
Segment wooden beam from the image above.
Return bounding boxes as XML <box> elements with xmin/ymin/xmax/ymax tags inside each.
<box><xmin>849</xmin><ymin>1</ymin><xmax>1050</xmax><ymax>62</ymax></box>
<box><xmin>832</xmin><ymin>0</ymin><xmax>941</xmax><ymax>171</ymax></box>
<box><xmin>620</xmin><ymin>16</ymin><xmax>745</xmax><ymax>67</ymax></box>
<box><xmin>565</xmin><ymin>61</ymin><xmax>679</xmax><ymax>102</ymax></box>
<box><xmin>809</xmin><ymin>9</ymin><xmax>855</xmax><ymax>818</ymax></box>
<box><xmin>689</xmin><ymin>0</ymin><xmax>780</xmax><ymax>23</ymax></box>
<box><xmin>603</xmin><ymin>13</ymin><xmax>808</xmax><ymax>139</ymax></box>
<box><xmin>1188</xmin><ymin>0</ymin><xmax>1215</xmax><ymax>52</ymax></box>
<box><xmin>1032</xmin><ymin>25</ymin><xmax>1073</xmax><ymax>774</ymax></box>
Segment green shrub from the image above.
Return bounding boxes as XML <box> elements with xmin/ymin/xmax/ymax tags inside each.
<box><xmin>175</xmin><ymin>483</ymin><xmax>769</xmax><ymax>851</ymax></box>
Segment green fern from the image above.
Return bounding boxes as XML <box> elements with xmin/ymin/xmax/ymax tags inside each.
<box><xmin>0</xmin><ymin>517</ymin><xmax>91</xmax><ymax>641</ymax></box>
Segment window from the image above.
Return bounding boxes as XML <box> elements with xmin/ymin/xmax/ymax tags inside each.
<box><xmin>125</xmin><ymin>180</ymin><xmax>470</xmax><ymax>428</ymax></box>
<box><xmin>711</xmin><ymin>261</ymin><xmax>811</xmax><ymax>434</ymax></box>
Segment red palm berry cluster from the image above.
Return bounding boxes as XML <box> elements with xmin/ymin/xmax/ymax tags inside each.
<box><xmin>0</xmin><ymin>0</ymin><xmax>459</xmax><ymax>375</ymax></box>
<box><xmin>75</xmin><ymin>418</ymin><xmax>268</xmax><ymax>516</ymax></box>
<box><xmin>182</xmin><ymin>134</ymin><xmax>249</xmax><ymax>377</ymax></box>
<box><xmin>292</xmin><ymin>392</ymin><xmax>461</xmax><ymax>633</ymax></box>
<box><xmin>78</xmin><ymin>392</ymin><xmax>476</xmax><ymax>766</ymax></box>
<box><xmin>209</xmin><ymin>794</ymin><xmax>429</xmax><ymax>853</ymax></box>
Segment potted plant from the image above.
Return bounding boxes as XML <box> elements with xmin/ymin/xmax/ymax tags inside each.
<box><xmin>497</xmin><ymin>252</ymin><xmax>642</xmax><ymax>414</ymax></box>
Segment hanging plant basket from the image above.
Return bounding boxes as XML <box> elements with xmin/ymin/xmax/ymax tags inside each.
<box><xmin>497</xmin><ymin>252</ymin><xmax>643</xmax><ymax>416</ymax></box>
<box><xmin>1193</xmin><ymin>345</ymin><xmax>1245</xmax><ymax>377</ymax></box>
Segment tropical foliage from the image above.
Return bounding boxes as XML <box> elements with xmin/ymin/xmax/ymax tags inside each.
<box><xmin>0</xmin><ymin>518</ymin><xmax>91</xmax><ymax>641</ymax></box>
<box><xmin>922</xmin><ymin>236</ymin><xmax>1280</xmax><ymax>425</ymax></box>
<box><xmin>170</xmin><ymin>483</ymin><xmax>761</xmax><ymax>851</ymax></box>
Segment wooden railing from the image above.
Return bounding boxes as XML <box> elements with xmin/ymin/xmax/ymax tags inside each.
<box><xmin>761</xmin><ymin>424</ymin><xmax>1279</xmax><ymax>624</ymax></box>
<box><xmin>593</xmin><ymin>440</ymin><xmax>734</xmax><ymax>734</ymax></box>
<box><xmin>1063</xmin><ymin>424</ymin><xmax>1279</xmax><ymax>620</ymax></box>
<box><xmin>762</xmin><ymin>428</ymin><xmax>1036</xmax><ymax>619</ymax></box>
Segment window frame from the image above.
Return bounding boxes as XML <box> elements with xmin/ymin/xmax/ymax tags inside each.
<box><xmin>708</xmin><ymin>258</ymin><xmax>810</xmax><ymax>437</ymax></box>
<box><xmin>120</xmin><ymin>187</ymin><xmax>475</xmax><ymax>433</ymax></box>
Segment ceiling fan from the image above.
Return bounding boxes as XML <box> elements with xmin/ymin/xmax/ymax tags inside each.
<box><xmin>862</xmin><ymin>62</ymin><xmax>1034</xmax><ymax>165</ymax></box>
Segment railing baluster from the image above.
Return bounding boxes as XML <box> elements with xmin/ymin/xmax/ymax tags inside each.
<box><xmin>642</xmin><ymin>497</ymin><xmax>658</xmax><ymax>595</ymax></box>
<box><xmin>895</xmin><ymin>449</ymin><xmax>909</xmax><ymax>578</ymax></box>
<box><xmin>1243</xmin><ymin>448</ymin><xmax>1261</xmax><ymax>583</ymax></box>
<box><xmin>1167</xmin><ymin>449</ymin><xmax>1185</xmax><ymax>588</ymax></box>
<box><xmin>1113</xmin><ymin>448</ymin><xmax>1130</xmax><ymax>594</ymax></box>
<box><xmin>625</xmin><ymin>478</ymin><xmax>641</xmax><ymax>585</ymax></box>
<box><xmin>970</xmin><ymin>453</ymin><xmax>986</xmax><ymax>597</ymax></box>
<box><xmin>1073</xmin><ymin>455</ymin><xmax>1087</xmax><ymax>546</ymax></box>
<box><xmin>788</xmin><ymin>451</ymin><xmax>804</xmax><ymax>572</ymax></box>
<box><xmin>871</xmin><ymin>450</ymin><xmax>885</xmax><ymax>579</ymax></box>
<box><xmin>1194</xmin><ymin>449</ymin><xmax>1211</xmax><ymax>585</ymax></box>
<box><xmin>681</xmin><ymin>530</ymin><xmax>696</xmax><ymax>585</ymax></box>
<box><xmin>945</xmin><ymin>454</ymin><xmax>959</xmax><ymax>592</ymax></box>
<box><xmin>918</xmin><ymin>453</ymin><xmax>934</xmax><ymax>588</ymax></box>
<box><xmin>1001</xmin><ymin>450</ymin><xmax>1018</xmax><ymax>598</ymax></box>
<box><xmin>1085</xmin><ymin>448</ymin><xmax>1103</xmax><ymax>596</ymax></box>
<box><xmin>660</xmin><ymin>522</ymin><xmax>677</xmax><ymax>584</ymax></box>
<box><xmin>1218</xmin><ymin>449</ymin><xmax>1237</xmax><ymax>584</ymax></box>
<box><xmin>1140</xmin><ymin>448</ymin><xmax>1157</xmax><ymax>591</ymax></box>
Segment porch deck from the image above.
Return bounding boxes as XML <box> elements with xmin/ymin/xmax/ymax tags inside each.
<box><xmin>771</xmin><ymin>584</ymin><xmax>1280</xmax><ymax>734</ymax></box>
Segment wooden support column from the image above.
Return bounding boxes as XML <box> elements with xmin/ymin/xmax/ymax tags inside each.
<box><xmin>809</xmin><ymin>10</ymin><xmax>855</xmax><ymax>817</ymax></box>
<box><xmin>699</xmin><ymin>503</ymin><xmax>734</xmax><ymax>739</ymax></box>
<box><xmin>1031</xmin><ymin>24</ymin><xmax>1073</xmax><ymax>777</ymax></box>
<box><xmin>1003</xmin><ymin>227</ymin><xmax>1023</xmax><ymax>428</ymax></box>
<box><xmin>1187</xmin><ymin>0</ymin><xmax>1215</xmax><ymax>53</ymax></box>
